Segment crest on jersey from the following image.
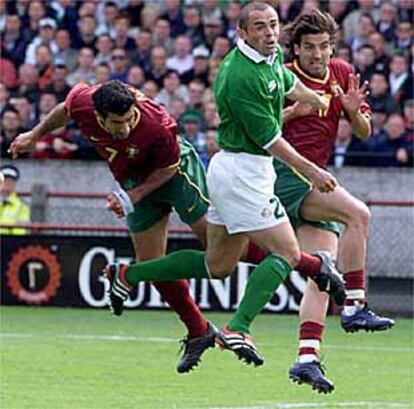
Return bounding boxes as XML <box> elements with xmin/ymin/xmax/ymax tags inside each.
<box><xmin>127</xmin><ymin>145</ymin><xmax>140</xmax><ymax>158</ymax></box>
<box><xmin>268</xmin><ymin>80</ymin><xmax>277</xmax><ymax>93</ymax></box>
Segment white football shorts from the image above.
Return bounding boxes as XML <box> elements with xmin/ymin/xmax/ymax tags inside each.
<box><xmin>206</xmin><ymin>151</ymin><xmax>288</xmax><ymax>234</ymax></box>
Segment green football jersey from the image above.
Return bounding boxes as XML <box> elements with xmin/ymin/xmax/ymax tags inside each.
<box><xmin>214</xmin><ymin>40</ymin><xmax>297</xmax><ymax>156</ymax></box>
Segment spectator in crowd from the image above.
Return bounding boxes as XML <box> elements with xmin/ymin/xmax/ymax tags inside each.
<box><xmin>203</xmin><ymin>127</ymin><xmax>219</xmax><ymax>168</ymax></box>
<box><xmin>0</xmin><ymin>57</ymin><xmax>18</xmax><ymax>89</ymax></box>
<box><xmin>394</xmin><ymin>20</ymin><xmax>413</xmax><ymax>52</ymax></box>
<box><xmin>203</xmin><ymin>100</ymin><xmax>219</xmax><ymax>130</ymax></box>
<box><xmin>1</xmin><ymin>13</ymin><xmax>27</xmax><ymax>68</ymax></box>
<box><xmin>146</xmin><ymin>45</ymin><xmax>168</xmax><ymax>88</ymax></box>
<box><xmin>211</xmin><ymin>35</ymin><xmax>231</xmax><ymax>61</ymax></box>
<box><xmin>96</xmin><ymin>1</ymin><xmax>119</xmax><ymax>38</ymax></box>
<box><xmin>372</xmin><ymin>113</ymin><xmax>413</xmax><ymax>167</ymax></box>
<box><xmin>124</xmin><ymin>0</ymin><xmax>144</xmax><ymax>28</ymax></box>
<box><xmin>376</xmin><ymin>1</ymin><xmax>397</xmax><ymax>42</ymax></box>
<box><xmin>202</xmin><ymin>14</ymin><xmax>223</xmax><ymax>51</ymax></box>
<box><xmin>109</xmin><ymin>47</ymin><xmax>129</xmax><ymax>82</ymax></box>
<box><xmin>327</xmin><ymin>0</ymin><xmax>350</xmax><ymax>26</ymax></box>
<box><xmin>224</xmin><ymin>1</ymin><xmax>242</xmax><ymax>44</ymax></box>
<box><xmin>142</xmin><ymin>79</ymin><xmax>159</xmax><ymax>100</ymax></box>
<box><xmin>180</xmin><ymin>110</ymin><xmax>206</xmax><ymax>156</ymax></box>
<box><xmin>348</xmin><ymin>13</ymin><xmax>377</xmax><ymax>53</ymax></box>
<box><xmin>343</xmin><ymin>0</ymin><xmax>378</xmax><ymax>42</ymax></box>
<box><xmin>160</xmin><ymin>0</ymin><xmax>185</xmax><ymax>38</ymax></box>
<box><xmin>354</xmin><ymin>44</ymin><xmax>376</xmax><ymax>84</ymax></box>
<box><xmin>14</xmin><ymin>64</ymin><xmax>40</xmax><ymax>103</ymax></box>
<box><xmin>368</xmin><ymin>72</ymin><xmax>395</xmax><ymax>115</ymax></box>
<box><xmin>335</xmin><ymin>42</ymin><xmax>353</xmax><ymax>64</ymax></box>
<box><xmin>94</xmin><ymin>34</ymin><xmax>114</xmax><ymax>66</ymax></box>
<box><xmin>277</xmin><ymin>0</ymin><xmax>302</xmax><ymax>25</ymax></box>
<box><xmin>54</xmin><ymin>28</ymin><xmax>78</xmax><ymax>72</ymax></box>
<box><xmin>50</xmin><ymin>0</ymin><xmax>77</xmax><ymax>34</ymax></box>
<box><xmin>187</xmin><ymin>79</ymin><xmax>206</xmax><ymax>113</ymax></box>
<box><xmin>155</xmin><ymin>69</ymin><xmax>189</xmax><ymax>111</ymax></box>
<box><xmin>399</xmin><ymin>0</ymin><xmax>414</xmax><ymax>23</ymax></box>
<box><xmin>21</xmin><ymin>0</ymin><xmax>47</xmax><ymax>44</ymax></box>
<box><xmin>388</xmin><ymin>53</ymin><xmax>412</xmax><ymax>106</ymax></box>
<box><xmin>25</xmin><ymin>17</ymin><xmax>58</xmax><ymax>66</ymax></box>
<box><xmin>94</xmin><ymin>62</ymin><xmax>111</xmax><ymax>85</ymax></box>
<box><xmin>44</xmin><ymin>64</ymin><xmax>71</xmax><ymax>102</ymax></box>
<box><xmin>403</xmin><ymin>99</ymin><xmax>414</xmax><ymax>133</ymax></box>
<box><xmin>72</xmin><ymin>15</ymin><xmax>97</xmax><ymax>50</ymax></box>
<box><xmin>1</xmin><ymin>106</ymin><xmax>26</xmax><ymax>158</ymax></box>
<box><xmin>167</xmin><ymin>35</ymin><xmax>194</xmax><ymax>75</ymax></box>
<box><xmin>8</xmin><ymin>96</ymin><xmax>35</xmax><ymax>129</ymax></box>
<box><xmin>140</xmin><ymin>4</ymin><xmax>161</xmax><ymax>32</ymax></box>
<box><xmin>169</xmin><ymin>96</ymin><xmax>186</xmax><ymax>122</ymax></box>
<box><xmin>130</xmin><ymin>29</ymin><xmax>152</xmax><ymax>73</ymax></box>
<box><xmin>370</xmin><ymin>106</ymin><xmax>388</xmax><ymax>136</ymax></box>
<box><xmin>0</xmin><ymin>165</ymin><xmax>30</xmax><ymax>235</ymax></box>
<box><xmin>329</xmin><ymin>117</ymin><xmax>367</xmax><ymax>167</ymax></box>
<box><xmin>113</xmin><ymin>14</ymin><xmax>135</xmax><ymax>51</ymax></box>
<box><xmin>368</xmin><ymin>32</ymin><xmax>390</xmax><ymax>74</ymax></box>
<box><xmin>77</xmin><ymin>0</ymin><xmax>97</xmax><ymax>20</ymax></box>
<box><xmin>181</xmin><ymin>46</ymin><xmax>210</xmax><ymax>86</ymax></box>
<box><xmin>183</xmin><ymin>6</ymin><xmax>205</xmax><ymax>48</ymax></box>
<box><xmin>152</xmin><ymin>18</ymin><xmax>174</xmax><ymax>55</ymax></box>
<box><xmin>67</xmin><ymin>47</ymin><xmax>96</xmax><ymax>87</ymax></box>
<box><xmin>127</xmin><ymin>65</ymin><xmax>145</xmax><ymax>90</ymax></box>
<box><xmin>201</xmin><ymin>0</ymin><xmax>222</xmax><ymax>24</ymax></box>
<box><xmin>34</xmin><ymin>44</ymin><xmax>54</xmax><ymax>90</ymax></box>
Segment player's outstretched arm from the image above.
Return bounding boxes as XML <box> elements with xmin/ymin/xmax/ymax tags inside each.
<box><xmin>286</xmin><ymin>79</ymin><xmax>329</xmax><ymax>111</ymax></box>
<box><xmin>268</xmin><ymin>137</ymin><xmax>337</xmax><ymax>193</ymax></box>
<box><xmin>9</xmin><ymin>102</ymin><xmax>70</xmax><ymax>158</ymax></box>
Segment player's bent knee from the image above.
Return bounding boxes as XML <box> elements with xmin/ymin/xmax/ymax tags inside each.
<box><xmin>277</xmin><ymin>247</ymin><xmax>300</xmax><ymax>269</ymax></box>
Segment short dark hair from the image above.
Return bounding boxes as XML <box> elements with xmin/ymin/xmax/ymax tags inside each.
<box><xmin>92</xmin><ymin>80</ymin><xmax>135</xmax><ymax>118</ymax></box>
<box><xmin>284</xmin><ymin>10</ymin><xmax>338</xmax><ymax>56</ymax></box>
<box><xmin>238</xmin><ymin>2</ymin><xmax>273</xmax><ymax>30</ymax></box>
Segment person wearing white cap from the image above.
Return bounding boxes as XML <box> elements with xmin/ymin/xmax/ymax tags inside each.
<box><xmin>25</xmin><ymin>17</ymin><xmax>59</xmax><ymax>65</ymax></box>
<box><xmin>0</xmin><ymin>165</ymin><xmax>30</xmax><ymax>235</ymax></box>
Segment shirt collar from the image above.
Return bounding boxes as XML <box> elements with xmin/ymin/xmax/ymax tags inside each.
<box><xmin>237</xmin><ymin>38</ymin><xmax>277</xmax><ymax>65</ymax></box>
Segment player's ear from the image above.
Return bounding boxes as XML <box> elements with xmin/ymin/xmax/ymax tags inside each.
<box><xmin>293</xmin><ymin>43</ymin><xmax>300</xmax><ymax>57</ymax></box>
<box><xmin>237</xmin><ymin>27</ymin><xmax>247</xmax><ymax>40</ymax></box>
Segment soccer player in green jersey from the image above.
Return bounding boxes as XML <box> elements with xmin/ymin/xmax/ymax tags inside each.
<box><xmin>101</xmin><ymin>2</ymin><xmax>346</xmax><ymax>367</ymax></box>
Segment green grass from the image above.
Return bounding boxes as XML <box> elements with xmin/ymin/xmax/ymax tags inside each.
<box><xmin>1</xmin><ymin>307</ymin><xmax>413</xmax><ymax>409</ymax></box>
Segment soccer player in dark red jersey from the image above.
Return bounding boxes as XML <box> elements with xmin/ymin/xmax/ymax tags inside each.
<box><xmin>10</xmin><ymin>80</ymin><xmax>216</xmax><ymax>373</ymax></box>
<box><xmin>274</xmin><ymin>10</ymin><xmax>394</xmax><ymax>392</ymax></box>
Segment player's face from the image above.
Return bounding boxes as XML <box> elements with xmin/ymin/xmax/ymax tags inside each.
<box><xmin>240</xmin><ymin>8</ymin><xmax>279</xmax><ymax>56</ymax></box>
<box><xmin>101</xmin><ymin>106</ymin><xmax>137</xmax><ymax>139</ymax></box>
<box><xmin>294</xmin><ymin>33</ymin><xmax>333</xmax><ymax>78</ymax></box>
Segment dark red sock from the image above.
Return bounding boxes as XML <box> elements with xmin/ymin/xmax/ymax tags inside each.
<box><xmin>295</xmin><ymin>252</ymin><xmax>322</xmax><ymax>278</ymax></box>
<box><xmin>344</xmin><ymin>269</ymin><xmax>365</xmax><ymax>306</ymax></box>
<box><xmin>153</xmin><ymin>280</ymin><xmax>208</xmax><ymax>338</ymax></box>
<box><xmin>245</xmin><ymin>242</ymin><xmax>267</xmax><ymax>264</ymax></box>
<box><xmin>298</xmin><ymin>321</ymin><xmax>324</xmax><ymax>358</ymax></box>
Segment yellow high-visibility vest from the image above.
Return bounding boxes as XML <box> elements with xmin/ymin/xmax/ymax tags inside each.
<box><xmin>0</xmin><ymin>193</ymin><xmax>30</xmax><ymax>235</ymax></box>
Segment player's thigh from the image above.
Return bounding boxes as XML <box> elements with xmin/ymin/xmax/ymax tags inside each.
<box><xmin>206</xmin><ymin>222</ymin><xmax>248</xmax><ymax>278</ymax></box>
<box><xmin>247</xmin><ymin>220</ymin><xmax>300</xmax><ymax>266</ymax></box>
<box><xmin>296</xmin><ymin>223</ymin><xmax>339</xmax><ymax>259</ymax></box>
<box><xmin>130</xmin><ymin>215</ymin><xmax>170</xmax><ymax>261</ymax></box>
<box><xmin>274</xmin><ymin>159</ymin><xmax>313</xmax><ymax>229</ymax></box>
<box><xmin>300</xmin><ymin>184</ymin><xmax>367</xmax><ymax>225</ymax></box>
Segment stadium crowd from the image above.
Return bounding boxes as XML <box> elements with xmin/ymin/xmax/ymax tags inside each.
<box><xmin>0</xmin><ymin>0</ymin><xmax>413</xmax><ymax>167</ymax></box>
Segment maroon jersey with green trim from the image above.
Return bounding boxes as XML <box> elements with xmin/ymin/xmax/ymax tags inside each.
<box><xmin>283</xmin><ymin>58</ymin><xmax>371</xmax><ymax>168</ymax></box>
<box><xmin>64</xmin><ymin>83</ymin><xmax>180</xmax><ymax>183</ymax></box>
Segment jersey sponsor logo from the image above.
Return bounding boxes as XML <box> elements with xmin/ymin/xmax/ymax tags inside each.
<box><xmin>268</xmin><ymin>80</ymin><xmax>277</xmax><ymax>93</ymax></box>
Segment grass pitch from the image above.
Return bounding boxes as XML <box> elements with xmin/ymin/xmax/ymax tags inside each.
<box><xmin>1</xmin><ymin>307</ymin><xmax>413</xmax><ymax>409</ymax></box>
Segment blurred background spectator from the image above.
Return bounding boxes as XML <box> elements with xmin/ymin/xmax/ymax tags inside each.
<box><xmin>0</xmin><ymin>0</ymin><xmax>412</xmax><ymax>167</ymax></box>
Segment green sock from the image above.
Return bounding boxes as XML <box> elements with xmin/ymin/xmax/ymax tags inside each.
<box><xmin>125</xmin><ymin>250</ymin><xmax>209</xmax><ymax>285</ymax></box>
<box><xmin>228</xmin><ymin>254</ymin><xmax>292</xmax><ymax>334</ymax></box>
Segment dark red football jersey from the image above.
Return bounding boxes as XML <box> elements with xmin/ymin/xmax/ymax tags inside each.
<box><xmin>283</xmin><ymin>58</ymin><xmax>371</xmax><ymax>168</ymax></box>
<box><xmin>64</xmin><ymin>83</ymin><xmax>180</xmax><ymax>183</ymax></box>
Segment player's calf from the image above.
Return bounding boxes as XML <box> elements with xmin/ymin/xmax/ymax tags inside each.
<box><xmin>102</xmin><ymin>263</ymin><xmax>131</xmax><ymax>316</ymax></box>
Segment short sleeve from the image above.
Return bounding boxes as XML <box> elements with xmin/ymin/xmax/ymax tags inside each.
<box><xmin>64</xmin><ymin>82</ymin><xmax>90</xmax><ymax>118</ymax></box>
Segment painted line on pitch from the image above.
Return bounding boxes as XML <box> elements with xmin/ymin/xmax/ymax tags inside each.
<box><xmin>0</xmin><ymin>333</ymin><xmax>412</xmax><ymax>353</ymax></box>
<box><xmin>192</xmin><ymin>403</ymin><xmax>412</xmax><ymax>409</ymax></box>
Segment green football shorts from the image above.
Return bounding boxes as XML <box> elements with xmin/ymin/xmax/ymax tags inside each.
<box><xmin>122</xmin><ymin>137</ymin><xmax>209</xmax><ymax>233</ymax></box>
<box><xmin>273</xmin><ymin>159</ymin><xmax>340</xmax><ymax>235</ymax></box>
